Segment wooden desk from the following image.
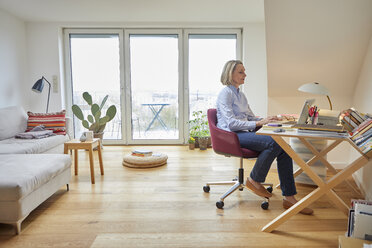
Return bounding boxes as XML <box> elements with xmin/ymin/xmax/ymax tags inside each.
<box><xmin>256</xmin><ymin>129</ymin><xmax>371</xmax><ymax>233</ymax></box>
<box><xmin>64</xmin><ymin>138</ymin><xmax>104</xmax><ymax>184</ymax></box>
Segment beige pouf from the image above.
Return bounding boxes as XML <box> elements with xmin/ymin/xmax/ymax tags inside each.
<box><xmin>122</xmin><ymin>153</ymin><xmax>168</xmax><ymax>168</ymax></box>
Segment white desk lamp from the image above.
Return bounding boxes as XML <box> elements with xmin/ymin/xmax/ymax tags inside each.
<box><xmin>298</xmin><ymin>82</ymin><xmax>332</xmax><ymax>110</ymax></box>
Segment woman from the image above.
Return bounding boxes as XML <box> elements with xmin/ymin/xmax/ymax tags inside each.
<box><xmin>216</xmin><ymin>60</ymin><xmax>313</xmax><ymax>215</ymax></box>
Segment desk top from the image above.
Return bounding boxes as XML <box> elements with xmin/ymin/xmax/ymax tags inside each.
<box><xmin>257</xmin><ymin>128</ymin><xmax>372</xmax><ymax>159</ymax></box>
<box><xmin>257</xmin><ymin>128</ymin><xmax>348</xmax><ymax>140</ymax></box>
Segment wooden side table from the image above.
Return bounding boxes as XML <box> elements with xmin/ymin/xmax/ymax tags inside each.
<box><xmin>64</xmin><ymin>138</ymin><xmax>104</xmax><ymax>184</ymax></box>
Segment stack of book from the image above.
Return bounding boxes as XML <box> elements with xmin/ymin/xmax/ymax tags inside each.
<box><xmin>131</xmin><ymin>149</ymin><xmax>153</xmax><ymax>157</ymax></box>
<box><xmin>349</xmin><ymin>118</ymin><xmax>372</xmax><ymax>154</ymax></box>
<box><xmin>341</xmin><ymin>108</ymin><xmax>371</xmax><ymax>133</ymax></box>
<box><xmin>347</xmin><ymin>199</ymin><xmax>372</xmax><ymax>240</ymax></box>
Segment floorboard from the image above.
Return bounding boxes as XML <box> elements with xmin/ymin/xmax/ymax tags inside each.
<box><xmin>0</xmin><ymin>146</ymin><xmax>362</xmax><ymax>247</ymax></box>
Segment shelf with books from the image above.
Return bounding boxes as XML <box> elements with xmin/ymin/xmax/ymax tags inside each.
<box><xmin>345</xmin><ymin>114</ymin><xmax>372</xmax><ymax>156</ymax></box>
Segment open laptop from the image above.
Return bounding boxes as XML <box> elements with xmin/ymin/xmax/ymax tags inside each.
<box><xmin>297</xmin><ymin>99</ymin><xmax>315</xmax><ymax>124</ymax></box>
<box><xmin>292</xmin><ymin>99</ymin><xmax>344</xmax><ymax>132</ymax></box>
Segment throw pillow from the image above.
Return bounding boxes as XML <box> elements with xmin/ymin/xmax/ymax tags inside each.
<box><xmin>27</xmin><ymin>110</ymin><xmax>66</xmax><ymax>135</ymax></box>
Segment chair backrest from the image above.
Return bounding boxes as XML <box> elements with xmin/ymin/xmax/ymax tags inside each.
<box><xmin>207</xmin><ymin>108</ymin><xmax>259</xmax><ymax>158</ymax></box>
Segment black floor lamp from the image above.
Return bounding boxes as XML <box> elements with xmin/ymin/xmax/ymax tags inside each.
<box><xmin>32</xmin><ymin>76</ymin><xmax>51</xmax><ymax>113</ymax></box>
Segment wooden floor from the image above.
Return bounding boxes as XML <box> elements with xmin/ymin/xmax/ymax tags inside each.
<box><xmin>0</xmin><ymin>146</ymin><xmax>363</xmax><ymax>247</ymax></box>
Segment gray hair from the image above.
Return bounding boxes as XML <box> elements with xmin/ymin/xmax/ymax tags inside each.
<box><xmin>220</xmin><ymin>60</ymin><xmax>243</xmax><ymax>85</ymax></box>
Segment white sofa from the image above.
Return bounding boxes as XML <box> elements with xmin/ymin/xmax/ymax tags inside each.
<box><xmin>0</xmin><ymin>106</ymin><xmax>73</xmax><ymax>154</ymax></box>
<box><xmin>0</xmin><ymin>106</ymin><xmax>72</xmax><ymax>234</ymax></box>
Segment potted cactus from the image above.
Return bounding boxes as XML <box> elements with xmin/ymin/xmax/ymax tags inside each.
<box><xmin>72</xmin><ymin>92</ymin><xmax>117</xmax><ymax>143</ymax></box>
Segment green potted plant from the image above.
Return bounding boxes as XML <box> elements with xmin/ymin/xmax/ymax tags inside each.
<box><xmin>72</xmin><ymin>92</ymin><xmax>117</xmax><ymax>143</ymax></box>
<box><xmin>188</xmin><ymin>110</ymin><xmax>211</xmax><ymax>149</ymax></box>
<box><xmin>188</xmin><ymin>137</ymin><xmax>195</xmax><ymax>150</ymax></box>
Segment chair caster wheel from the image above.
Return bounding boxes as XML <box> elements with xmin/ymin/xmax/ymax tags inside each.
<box><xmin>266</xmin><ymin>186</ymin><xmax>273</xmax><ymax>193</ymax></box>
<box><xmin>261</xmin><ymin>201</ymin><xmax>269</xmax><ymax>210</ymax></box>
<box><xmin>203</xmin><ymin>186</ymin><xmax>210</xmax><ymax>193</ymax></box>
<box><xmin>216</xmin><ymin>201</ymin><xmax>224</xmax><ymax>209</ymax></box>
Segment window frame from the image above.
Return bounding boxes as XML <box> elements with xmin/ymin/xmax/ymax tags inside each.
<box><xmin>63</xmin><ymin>28</ymin><xmax>242</xmax><ymax>144</ymax></box>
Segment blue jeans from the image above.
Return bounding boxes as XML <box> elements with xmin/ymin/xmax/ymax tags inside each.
<box><xmin>236</xmin><ymin>131</ymin><xmax>297</xmax><ymax>196</ymax></box>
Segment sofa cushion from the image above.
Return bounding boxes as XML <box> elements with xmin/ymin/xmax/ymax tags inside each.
<box><xmin>0</xmin><ymin>106</ymin><xmax>28</xmax><ymax>141</ymax></box>
<box><xmin>0</xmin><ymin>135</ymin><xmax>69</xmax><ymax>154</ymax></box>
<box><xmin>0</xmin><ymin>154</ymin><xmax>71</xmax><ymax>201</ymax></box>
<box><xmin>26</xmin><ymin>110</ymin><xmax>66</xmax><ymax>135</ymax></box>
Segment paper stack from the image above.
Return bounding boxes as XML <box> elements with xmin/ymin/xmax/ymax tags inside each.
<box><xmin>347</xmin><ymin>199</ymin><xmax>372</xmax><ymax>241</ymax></box>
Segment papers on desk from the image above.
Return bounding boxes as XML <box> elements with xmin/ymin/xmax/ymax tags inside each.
<box><xmin>296</xmin><ymin>129</ymin><xmax>349</xmax><ymax>137</ymax></box>
<box><xmin>347</xmin><ymin>199</ymin><xmax>372</xmax><ymax>241</ymax></box>
<box><xmin>262</xmin><ymin>123</ymin><xmax>294</xmax><ymax>130</ymax></box>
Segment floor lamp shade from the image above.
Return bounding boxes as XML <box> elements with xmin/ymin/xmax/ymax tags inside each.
<box><xmin>31</xmin><ymin>76</ymin><xmax>51</xmax><ymax>113</ymax></box>
<box><xmin>298</xmin><ymin>82</ymin><xmax>332</xmax><ymax>110</ymax></box>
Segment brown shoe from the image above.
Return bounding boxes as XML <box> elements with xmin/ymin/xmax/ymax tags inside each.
<box><xmin>245</xmin><ymin>178</ymin><xmax>272</xmax><ymax>198</ymax></box>
<box><xmin>283</xmin><ymin>199</ymin><xmax>314</xmax><ymax>215</ymax></box>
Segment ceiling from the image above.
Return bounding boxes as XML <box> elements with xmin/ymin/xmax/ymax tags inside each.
<box><xmin>1</xmin><ymin>0</ymin><xmax>371</xmax><ymax>99</ymax></box>
<box><xmin>0</xmin><ymin>0</ymin><xmax>264</xmax><ymax>23</ymax></box>
<box><xmin>265</xmin><ymin>0</ymin><xmax>372</xmax><ymax>97</ymax></box>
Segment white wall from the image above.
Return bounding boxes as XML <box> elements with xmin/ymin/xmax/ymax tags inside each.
<box><xmin>352</xmin><ymin>35</ymin><xmax>372</xmax><ymax>200</ymax></box>
<box><xmin>26</xmin><ymin>23</ymin><xmax>64</xmax><ymax>112</ymax></box>
<box><xmin>242</xmin><ymin>23</ymin><xmax>268</xmax><ymax>117</ymax></box>
<box><xmin>0</xmin><ymin>9</ymin><xmax>28</xmax><ymax>109</ymax></box>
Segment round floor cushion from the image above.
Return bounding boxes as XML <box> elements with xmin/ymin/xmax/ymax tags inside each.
<box><xmin>122</xmin><ymin>153</ymin><xmax>168</xmax><ymax>168</ymax></box>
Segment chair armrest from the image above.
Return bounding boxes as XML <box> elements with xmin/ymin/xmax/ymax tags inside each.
<box><xmin>65</xmin><ymin>116</ymin><xmax>73</xmax><ymax>140</ymax></box>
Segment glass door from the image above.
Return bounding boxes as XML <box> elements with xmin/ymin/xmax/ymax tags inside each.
<box><xmin>65</xmin><ymin>28</ymin><xmax>241</xmax><ymax>144</ymax></box>
<box><xmin>65</xmin><ymin>30</ymin><xmax>124</xmax><ymax>143</ymax></box>
<box><xmin>185</xmin><ymin>30</ymin><xmax>241</xmax><ymax>119</ymax></box>
<box><xmin>124</xmin><ymin>30</ymin><xmax>183</xmax><ymax>144</ymax></box>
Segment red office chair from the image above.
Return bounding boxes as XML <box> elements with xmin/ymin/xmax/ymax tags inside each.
<box><xmin>203</xmin><ymin>108</ymin><xmax>273</xmax><ymax>209</ymax></box>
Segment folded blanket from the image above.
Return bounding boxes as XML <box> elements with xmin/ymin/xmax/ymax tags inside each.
<box><xmin>15</xmin><ymin>130</ymin><xmax>56</xmax><ymax>139</ymax></box>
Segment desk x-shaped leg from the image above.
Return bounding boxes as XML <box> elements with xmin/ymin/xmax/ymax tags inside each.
<box><xmin>262</xmin><ymin>136</ymin><xmax>370</xmax><ymax>232</ymax></box>
<box><xmin>146</xmin><ymin>105</ymin><xmax>169</xmax><ymax>132</ymax></box>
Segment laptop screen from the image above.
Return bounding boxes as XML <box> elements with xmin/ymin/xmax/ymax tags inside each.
<box><xmin>297</xmin><ymin>99</ymin><xmax>315</xmax><ymax>124</ymax></box>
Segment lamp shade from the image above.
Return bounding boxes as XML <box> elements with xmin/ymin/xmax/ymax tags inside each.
<box><xmin>31</xmin><ymin>76</ymin><xmax>51</xmax><ymax>113</ymax></box>
<box><xmin>31</xmin><ymin>78</ymin><xmax>45</xmax><ymax>93</ymax></box>
<box><xmin>298</xmin><ymin>82</ymin><xmax>332</xmax><ymax>110</ymax></box>
<box><xmin>298</xmin><ymin>82</ymin><xmax>329</xmax><ymax>95</ymax></box>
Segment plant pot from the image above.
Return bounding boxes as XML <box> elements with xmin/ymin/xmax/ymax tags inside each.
<box><xmin>188</xmin><ymin>143</ymin><xmax>195</xmax><ymax>150</ymax></box>
<box><xmin>193</xmin><ymin>136</ymin><xmax>211</xmax><ymax>149</ymax></box>
<box><xmin>198</xmin><ymin>137</ymin><xmax>208</xmax><ymax>150</ymax></box>
<box><xmin>93</xmin><ymin>132</ymin><xmax>104</xmax><ymax>150</ymax></box>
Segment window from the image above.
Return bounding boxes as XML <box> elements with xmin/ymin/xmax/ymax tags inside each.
<box><xmin>64</xmin><ymin>28</ymin><xmax>241</xmax><ymax>144</ymax></box>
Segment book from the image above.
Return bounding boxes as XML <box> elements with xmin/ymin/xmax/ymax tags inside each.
<box><xmin>292</xmin><ymin>123</ymin><xmax>345</xmax><ymax>132</ymax></box>
<box><xmin>344</xmin><ymin>116</ymin><xmax>358</xmax><ymax>129</ymax></box>
<box><xmin>131</xmin><ymin>152</ymin><xmax>152</xmax><ymax>157</ymax></box>
<box><xmin>351</xmin><ymin>199</ymin><xmax>372</xmax><ymax>209</ymax></box>
<box><xmin>132</xmin><ymin>149</ymin><xmax>152</xmax><ymax>154</ymax></box>
<box><xmin>351</xmin><ymin>120</ymin><xmax>372</xmax><ymax>140</ymax></box>
<box><xmin>297</xmin><ymin>129</ymin><xmax>348</xmax><ymax>137</ymax></box>
<box><xmin>352</xmin><ymin>203</ymin><xmax>372</xmax><ymax>240</ymax></box>
<box><xmin>131</xmin><ymin>148</ymin><xmax>153</xmax><ymax>157</ymax></box>
<box><xmin>341</xmin><ymin>119</ymin><xmax>354</xmax><ymax>132</ymax></box>
<box><xmin>350</xmin><ymin>108</ymin><xmax>366</xmax><ymax>123</ymax></box>
<box><xmin>355</xmin><ymin>133</ymin><xmax>372</xmax><ymax>147</ymax></box>
<box><xmin>262</xmin><ymin>124</ymin><xmax>294</xmax><ymax>130</ymax></box>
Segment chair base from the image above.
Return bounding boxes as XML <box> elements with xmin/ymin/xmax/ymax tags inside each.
<box><xmin>203</xmin><ymin>161</ymin><xmax>273</xmax><ymax>210</ymax></box>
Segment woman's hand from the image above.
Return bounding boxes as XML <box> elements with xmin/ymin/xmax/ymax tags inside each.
<box><xmin>256</xmin><ymin>116</ymin><xmax>281</xmax><ymax>127</ymax></box>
